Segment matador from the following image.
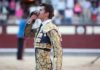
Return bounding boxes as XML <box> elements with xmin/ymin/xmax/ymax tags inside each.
<box><xmin>24</xmin><ymin>3</ymin><xmax>62</xmax><ymax>70</ymax></box>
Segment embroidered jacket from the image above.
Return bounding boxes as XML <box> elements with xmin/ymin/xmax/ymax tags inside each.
<box><xmin>24</xmin><ymin>19</ymin><xmax>62</xmax><ymax>70</ymax></box>
<box><xmin>34</xmin><ymin>20</ymin><xmax>62</xmax><ymax>70</ymax></box>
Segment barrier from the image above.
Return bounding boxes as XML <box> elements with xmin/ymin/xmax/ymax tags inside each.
<box><xmin>0</xmin><ymin>24</ymin><xmax>100</xmax><ymax>48</ymax></box>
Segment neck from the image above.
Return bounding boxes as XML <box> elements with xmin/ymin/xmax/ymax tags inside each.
<box><xmin>41</xmin><ymin>17</ymin><xmax>49</xmax><ymax>21</ymax></box>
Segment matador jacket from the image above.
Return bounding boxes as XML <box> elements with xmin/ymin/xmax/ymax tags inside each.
<box><xmin>34</xmin><ymin>19</ymin><xmax>62</xmax><ymax>70</ymax></box>
<box><xmin>24</xmin><ymin>19</ymin><xmax>62</xmax><ymax>70</ymax></box>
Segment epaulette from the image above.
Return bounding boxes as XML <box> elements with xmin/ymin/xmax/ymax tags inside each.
<box><xmin>43</xmin><ymin>22</ymin><xmax>58</xmax><ymax>33</ymax></box>
<box><xmin>43</xmin><ymin>22</ymin><xmax>62</xmax><ymax>41</ymax></box>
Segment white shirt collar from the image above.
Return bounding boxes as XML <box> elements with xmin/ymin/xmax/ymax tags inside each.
<box><xmin>42</xmin><ymin>19</ymin><xmax>52</xmax><ymax>26</ymax></box>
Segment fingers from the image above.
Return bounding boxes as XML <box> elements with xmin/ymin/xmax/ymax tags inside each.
<box><xmin>31</xmin><ymin>14</ymin><xmax>37</xmax><ymax>20</ymax></box>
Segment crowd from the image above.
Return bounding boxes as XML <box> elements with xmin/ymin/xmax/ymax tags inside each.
<box><xmin>0</xmin><ymin>0</ymin><xmax>23</xmax><ymax>25</ymax></box>
<box><xmin>50</xmin><ymin>0</ymin><xmax>100</xmax><ymax>25</ymax></box>
<box><xmin>0</xmin><ymin>0</ymin><xmax>100</xmax><ymax>25</ymax></box>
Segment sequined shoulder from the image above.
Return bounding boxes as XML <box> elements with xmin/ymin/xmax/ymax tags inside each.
<box><xmin>43</xmin><ymin>22</ymin><xmax>58</xmax><ymax>33</ymax></box>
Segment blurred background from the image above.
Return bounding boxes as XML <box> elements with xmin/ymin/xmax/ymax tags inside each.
<box><xmin>0</xmin><ymin>0</ymin><xmax>100</xmax><ymax>48</ymax></box>
<box><xmin>0</xmin><ymin>0</ymin><xmax>100</xmax><ymax>70</ymax></box>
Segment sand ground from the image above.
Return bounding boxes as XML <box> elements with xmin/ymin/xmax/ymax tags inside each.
<box><xmin>0</xmin><ymin>55</ymin><xmax>100</xmax><ymax>70</ymax></box>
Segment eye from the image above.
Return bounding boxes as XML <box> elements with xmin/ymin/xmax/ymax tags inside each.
<box><xmin>40</xmin><ymin>9</ymin><xmax>43</xmax><ymax>11</ymax></box>
<box><xmin>38</xmin><ymin>6</ymin><xmax>44</xmax><ymax>11</ymax></box>
<box><xmin>40</xmin><ymin>8</ymin><xmax>44</xmax><ymax>11</ymax></box>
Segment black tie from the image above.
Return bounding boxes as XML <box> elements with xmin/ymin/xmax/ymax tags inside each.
<box><xmin>36</xmin><ymin>24</ymin><xmax>42</xmax><ymax>37</ymax></box>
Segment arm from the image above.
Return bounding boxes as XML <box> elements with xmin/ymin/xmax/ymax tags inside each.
<box><xmin>47</xmin><ymin>30</ymin><xmax>63</xmax><ymax>70</ymax></box>
<box><xmin>24</xmin><ymin>14</ymin><xmax>37</xmax><ymax>38</ymax></box>
<box><xmin>24</xmin><ymin>23</ymin><xmax>36</xmax><ymax>37</ymax></box>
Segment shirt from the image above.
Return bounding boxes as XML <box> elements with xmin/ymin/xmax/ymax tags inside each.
<box><xmin>17</xmin><ymin>19</ymin><xmax>26</xmax><ymax>38</ymax></box>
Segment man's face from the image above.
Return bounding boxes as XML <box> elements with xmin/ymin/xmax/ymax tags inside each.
<box><xmin>38</xmin><ymin>6</ymin><xmax>48</xmax><ymax>20</ymax></box>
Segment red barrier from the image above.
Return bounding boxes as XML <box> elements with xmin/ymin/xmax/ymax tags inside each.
<box><xmin>0</xmin><ymin>34</ymin><xmax>100</xmax><ymax>48</ymax></box>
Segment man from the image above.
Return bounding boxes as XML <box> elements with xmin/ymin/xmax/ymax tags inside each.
<box><xmin>24</xmin><ymin>3</ymin><xmax>62</xmax><ymax>70</ymax></box>
<box><xmin>17</xmin><ymin>15</ymin><xmax>27</xmax><ymax>60</ymax></box>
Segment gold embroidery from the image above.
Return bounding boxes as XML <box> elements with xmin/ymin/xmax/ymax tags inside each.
<box><xmin>36</xmin><ymin>38</ymin><xmax>41</xmax><ymax>42</ymax></box>
<box><xmin>34</xmin><ymin>22</ymin><xmax>62</xmax><ymax>70</ymax></box>
<box><xmin>35</xmin><ymin>43</ymin><xmax>51</xmax><ymax>49</ymax></box>
<box><xmin>43</xmin><ymin>22</ymin><xmax>58</xmax><ymax>33</ymax></box>
<box><xmin>35</xmin><ymin>48</ymin><xmax>52</xmax><ymax>70</ymax></box>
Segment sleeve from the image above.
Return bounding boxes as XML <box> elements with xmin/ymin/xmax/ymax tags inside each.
<box><xmin>47</xmin><ymin>29</ymin><xmax>63</xmax><ymax>70</ymax></box>
<box><xmin>24</xmin><ymin>23</ymin><xmax>36</xmax><ymax>38</ymax></box>
<box><xmin>24</xmin><ymin>19</ymin><xmax>41</xmax><ymax>38</ymax></box>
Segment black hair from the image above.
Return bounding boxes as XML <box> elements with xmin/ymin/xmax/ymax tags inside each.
<box><xmin>40</xmin><ymin>3</ymin><xmax>54</xmax><ymax>19</ymax></box>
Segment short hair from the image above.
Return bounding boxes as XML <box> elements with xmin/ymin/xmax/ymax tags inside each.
<box><xmin>40</xmin><ymin>3</ymin><xmax>54</xmax><ymax>19</ymax></box>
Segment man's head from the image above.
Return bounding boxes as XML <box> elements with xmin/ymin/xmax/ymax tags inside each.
<box><xmin>38</xmin><ymin>3</ymin><xmax>54</xmax><ymax>21</ymax></box>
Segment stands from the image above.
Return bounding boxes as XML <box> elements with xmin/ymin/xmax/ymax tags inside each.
<box><xmin>0</xmin><ymin>0</ymin><xmax>99</xmax><ymax>25</ymax></box>
<box><xmin>0</xmin><ymin>0</ymin><xmax>100</xmax><ymax>48</ymax></box>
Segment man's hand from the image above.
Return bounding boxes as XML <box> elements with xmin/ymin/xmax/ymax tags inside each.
<box><xmin>27</xmin><ymin>14</ymin><xmax>37</xmax><ymax>24</ymax></box>
<box><xmin>24</xmin><ymin>13</ymin><xmax>38</xmax><ymax>37</ymax></box>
